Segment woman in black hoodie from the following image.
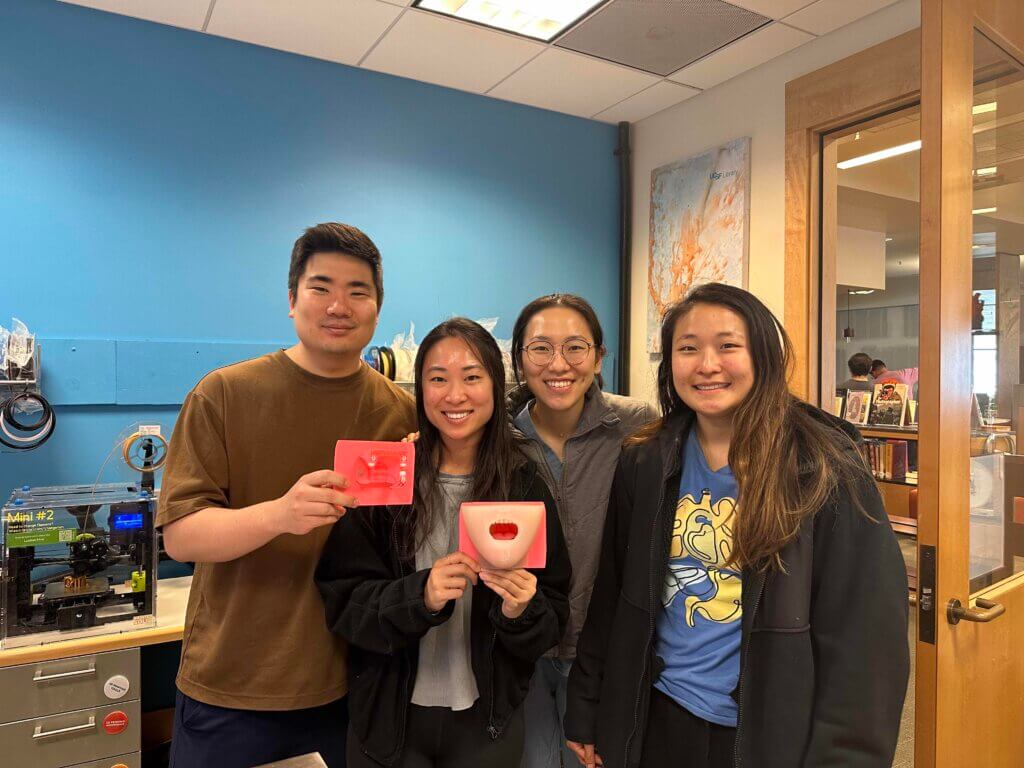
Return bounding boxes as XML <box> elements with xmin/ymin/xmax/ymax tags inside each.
<box><xmin>564</xmin><ymin>284</ymin><xmax>909</xmax><ymax>768</ymax></box>
<box><xmin>316</xmin><ymin>317</ymin><xmax>570</xmax><ymax>768</ymax></box>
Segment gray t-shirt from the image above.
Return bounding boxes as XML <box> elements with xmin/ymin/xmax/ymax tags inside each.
<box><xmin>838</xmin><ymin>377</ymin><xmax>874</xmax><ymax>392</ymax></box>
<box><xmin>410</xmin><ymin>473</ymin><xmax>480</xmax><ymax>711</ymax></box>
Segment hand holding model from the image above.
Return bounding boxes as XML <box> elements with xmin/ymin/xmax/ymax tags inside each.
<box><xmin>267</xmin><ymin>470</ymin><xmax>358</xmax><ymax>536</ymax></box>
<box><xmin>424</xmin><ymin>552</ymin><xmax>481</xmax><ymax>612</ymax></box>
<box><xmin>480</xmin><ymin>568</ymin><xmax>537</xmax><ymax>619</ymax></box>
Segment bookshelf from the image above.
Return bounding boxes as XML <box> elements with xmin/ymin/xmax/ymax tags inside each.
<box><xmin>857</xmin><ymin>426</ymin><xmax>918</xmax><ymax>534</ymax></box>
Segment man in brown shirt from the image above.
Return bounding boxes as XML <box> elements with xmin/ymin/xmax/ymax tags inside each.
<box><xmin>159</xmin><ymin>223</ymin><xmax>416</xmax><ymax>768</ymax></box>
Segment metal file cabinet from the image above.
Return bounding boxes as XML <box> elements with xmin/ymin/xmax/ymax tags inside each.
<box><xmin>0</xmin><ymin>648</ymin><xmax>142</xmax><ymax>768</ymax></box>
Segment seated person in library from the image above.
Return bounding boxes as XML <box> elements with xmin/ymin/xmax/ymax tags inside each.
<box><xmin>838</xmin><ymin>352</ymin><xmax>875</xmax><ymax>392</ymax></box>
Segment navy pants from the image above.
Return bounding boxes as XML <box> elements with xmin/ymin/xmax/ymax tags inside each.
<box><xmin>170</xmin><ymin>689</ymin><xmax>348</xmax><ymax>768</ymax></box>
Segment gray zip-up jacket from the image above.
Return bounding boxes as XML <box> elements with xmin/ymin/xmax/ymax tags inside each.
<box><xmin>508</xmin><ymin>382</ymin><xmax>656</xmax><ymax>660</ymax></box>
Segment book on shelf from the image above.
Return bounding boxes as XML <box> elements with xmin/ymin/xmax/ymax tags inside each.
<box><xmin>890</xmin><ymin>440</ymin><xmax>908</xmax><ymax>481</ymax></box>
<box><xmin>868</xmin><ymin>381</ymin><xmax>909</xmax><ymax>426</ymax></box>
<box><xmin>859</xmin><ymin>438</ymin><xmax>909</xmax><ymax>482</ymax></box>
<box><xmin>844</xmin><ymin>389</ymin><xmax>871</xmax><ymax>425</ymax></box>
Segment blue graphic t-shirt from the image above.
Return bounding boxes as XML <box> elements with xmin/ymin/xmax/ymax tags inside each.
<box><xmin>654</xmin><ymin>430</ymin><xmax>742</xmax><ymax>727</ymax></box>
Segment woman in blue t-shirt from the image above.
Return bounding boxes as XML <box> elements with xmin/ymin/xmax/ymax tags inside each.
<box><xmin>564</xmin><ymin>283</ymin><xmax>909</xmax><ymax>768</ymax></box>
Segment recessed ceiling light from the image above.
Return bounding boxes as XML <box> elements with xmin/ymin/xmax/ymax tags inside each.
<box><xmin>973</xmin><ymin>207</ymin><xmax>998</xmax><ymax>215</ymax></box>
<box><xmin>975</xmin><ymin>166</ymin><xmax>998</xmax><ymax>176</ymax></box>
<box><xmin>885</xmin><ymin>237</ymin><xmax>894</xmax><ymax>242</ymax></box>
<box><xmin>413</xmin><ymin>0</ymin><xmax>605</xmax><ymax>41</ymax></box>
<box><xmin>837</xmin><ymin>140</ymin><xmax>921</xmax><ymax>170</ymax></box>
<box><xmin>973</xmin><ymin>102</ymin><xmax>997</xmax><ymax>115</ymax></box>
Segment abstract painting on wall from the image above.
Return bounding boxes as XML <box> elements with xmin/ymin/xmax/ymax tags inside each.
<box><xmin>647</xmin><ymin>136</ymin><xmax>750</xmax><ymax>352</ymax></box>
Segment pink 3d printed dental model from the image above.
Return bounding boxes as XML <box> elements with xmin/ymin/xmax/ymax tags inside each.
<box><xmin>458</xmin><ymin>501</ymin><xmax>546</xmax><ymax>570</ymax></box>
<box><xmin>333</xmin><ymin>440</ymin><xmax>415</xmax><ymax>506</ymax></box>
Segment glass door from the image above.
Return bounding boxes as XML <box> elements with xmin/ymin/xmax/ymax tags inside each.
<box><xmin>918</xmin><ymin>3</ymin><xmax>1024</xmax><ymax>766</ymax></box>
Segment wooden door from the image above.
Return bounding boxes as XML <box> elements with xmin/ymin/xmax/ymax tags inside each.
<box><xmin>918</xmin><ymin>2</ymin><xmax>1024</xmax><ymax>766</ymax></box>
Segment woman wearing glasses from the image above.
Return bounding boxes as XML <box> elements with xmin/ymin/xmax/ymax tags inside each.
<box><xmin>509</xmin><ymin>294</ymin><xmax>656</xmax><ymax>768</ymax></box>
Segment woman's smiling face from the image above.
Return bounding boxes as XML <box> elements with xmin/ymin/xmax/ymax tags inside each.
<box><xmin>520</xmin><ymin>307</ymin><xmax>602</xmax><ymax>412</ymax></box>
<box><xmin>671</xmin><ymin>303</ymin><xmax>755</xmax><ymax>422</ymax></box>
<box><xmin>421</xmin><ymin>336</ymin><xmax>495</xmax><ymax>446</ymax></box>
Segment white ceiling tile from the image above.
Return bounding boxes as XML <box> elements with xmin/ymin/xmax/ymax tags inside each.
<box><xmin>58</xmin><ymin>0</ymin><xmax>212</xmax><ymax>30</ymax></box>
<box><xmin>668</xmin><ymin>22</ymin><xmax>813</xmax><ymax>89</ymax></box>
<box><xmin>207</xmin><ymin>0</ymin><xmax>402</xmax><ymax>66</ymax></box>
<box><xmin>594</xmin><ymin>81</ymin><xmax>700</xmax><ymax>123</ymax></box>
<box><xmin>725</xmin><ymin>0</ymin><xmax>815</xmax><ymax>19</ymax></box>
<box><xmin>488</xmin><ymin>49</ymin><xmax>659</xmax><ymax>119</ymax></box>
<box><xmin>783</xmin><ymin>0</ymin><xmax>900</xmax><ymax>35</ymax></box>
<box><xmin>362</xmin><ymin>11</ymin><xmax>544</xmax><ymax>94</ymax></box>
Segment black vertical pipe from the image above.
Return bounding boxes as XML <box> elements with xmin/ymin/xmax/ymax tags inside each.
<box><xmin>615</xmin><ymin>121</ymin><xmax>632</xmax><ymax>395</ymax></box>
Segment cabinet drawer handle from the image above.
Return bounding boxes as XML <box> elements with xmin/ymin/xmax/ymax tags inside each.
<box><xmin>32</xmin><ymin>717</ymin><xmax>96</xmax><ymax>740</ymax></box>
<box><xmin>33</xmin><ymin>664</ymin><xmax>96</xmax><ymax>683</ymax></box>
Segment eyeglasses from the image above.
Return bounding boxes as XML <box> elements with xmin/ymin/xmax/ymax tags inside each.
<box><xmin>522</xmin><ymin>340</ymin><xmax>595</xmax><ymax>367</ymax></box>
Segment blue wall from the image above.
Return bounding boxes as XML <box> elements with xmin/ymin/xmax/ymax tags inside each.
<box><xmin>0</xmin><ymin>0</ymin><xmax>620</xmax><ymax>495</ymax></box>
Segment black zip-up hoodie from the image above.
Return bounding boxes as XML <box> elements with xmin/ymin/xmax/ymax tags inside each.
<box><xmin>315</xmin><ymin>458</ymin><xmax>571</xmax><ymax>767</ymax></box>
<box><xmin>564</xmin><ymin>404</ymin><xmax>909</xmax><ymax>767</ymax></box>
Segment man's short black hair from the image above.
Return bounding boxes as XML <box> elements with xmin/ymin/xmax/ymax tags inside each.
<box><xmin>871</xmin><ymin>359</ymin><xmax>886</xmax><ymax>374</ymax></box>
<box><xmin>289</xmin><ymin>223</ymin><xmax>383</xmax><ymax>308</ymax></box>
<box><xmin>848</xmin><ymin>352</ymin><xmax>873</xmax><ymax>377</ymax></box>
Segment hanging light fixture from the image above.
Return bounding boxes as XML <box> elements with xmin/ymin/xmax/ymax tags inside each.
<box><xmin>843</xmin><ymin>289</ymin><xmax>855</xmax><ymax>341</ymax></box>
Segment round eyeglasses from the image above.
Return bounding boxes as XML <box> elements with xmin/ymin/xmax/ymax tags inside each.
<box><xmin>522</xmin><ymin>340</ymin><xmax>595</xmax><ymax>367</ymax></box>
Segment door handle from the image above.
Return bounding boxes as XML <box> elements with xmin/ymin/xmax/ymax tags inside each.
<box><xmin>32</xmin><ymin>716</ymin><xmax>96</xmax><ymax>740</ymax></box>
<box><xmin>33</xmin><ymin>664</ymin><xmax>96</xmax><ymax>683</ymax></box>
<box><xmin>946</xmin><ymin>597</ymin><xmax>1005</xmax><ymax>624</ymax></box>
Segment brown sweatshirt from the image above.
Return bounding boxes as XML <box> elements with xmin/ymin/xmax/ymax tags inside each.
<box><xmin>158</xmin><ymin>350</ymin><xmax>416</xmax><ymax>710</ymax></box>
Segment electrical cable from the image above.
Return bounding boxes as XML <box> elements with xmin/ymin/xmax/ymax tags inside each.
<box><xmin>0</xmin><ymin>392</ymin><xmax>56</xmax><ymax>450</ymax></box>
<box><xmin>4</xmin><ymin>391</ymin><xmax>50</xmax><ymax>431</ymax></box>
<box><xmin>88</xmin><ymin>421</ymin><xmax>144</xmax><ymax>495</ymax></box>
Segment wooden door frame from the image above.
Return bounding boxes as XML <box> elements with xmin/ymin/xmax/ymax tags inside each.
<box><xmin>785</xmin><ymin>32</ymin><xmax>928</xmax><ymax>759</ymax></box>
<box><xmin>784</xmin><ymin>30</ymin><xmax>921</xmax><ymax>402</ymax></box>
<box><xmin>920</xmin><ymin>2</ymin><xmax>1024</xmax><ymax>766</ymax></box>
<box><xmin>787</xmin><ymin>5</ymin><xmax>1024</xmax><ymax>767</ymax></box>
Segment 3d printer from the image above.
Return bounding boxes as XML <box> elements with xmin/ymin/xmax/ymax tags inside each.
<box><xmin>1</xmin><ymin>482</ymin><xmax>157</xmax><ymax>649</ymax></box>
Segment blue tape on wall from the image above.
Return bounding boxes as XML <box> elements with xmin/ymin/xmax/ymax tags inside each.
<box><xmin>114</xmin><ymin>341</ymin><xmax>283</xmax><ymax>405</ymax></box>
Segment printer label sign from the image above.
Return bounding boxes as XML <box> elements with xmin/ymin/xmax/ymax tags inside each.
<box><xmin>104</xmin><ymin>675</ymin><xmax>130</xmax><ymax>700</ymax></box>
<box><xmin>103</xmin><ymin>711</ymin><xmax>129</xmax><ymax>735</ymax></box>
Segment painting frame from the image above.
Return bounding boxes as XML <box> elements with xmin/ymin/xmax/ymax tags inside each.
<box><xmin>647</xmin><ymin>136</ymin><xmax>751</xmax><ymax>352</ymax></box>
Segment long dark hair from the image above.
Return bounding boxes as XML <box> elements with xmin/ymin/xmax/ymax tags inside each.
<box><xmin>511</xmin><ymin>294</ymin><xmax>606</xmax><ymax>388</ymax></box>
<box><xmin>406</xmin><ymin>318</ymin><xmax>524</xmax><ymax>553</ymax></box>
<box><xmin>630</xmin><ymin>282</ymin><xmax>867</xmax><ymax>571</ymax></box>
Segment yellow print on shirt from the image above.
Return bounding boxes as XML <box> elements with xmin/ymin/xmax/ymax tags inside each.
<box><xmin>664</xmin><ymin>489</ymin><xmax>742</xmax><ymax>627</ymax></box>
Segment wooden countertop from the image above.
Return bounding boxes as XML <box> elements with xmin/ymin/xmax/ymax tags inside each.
<box><xmin>0</xmin><ymin>575</ymin><xmax>192</xmax><ymax>668</ymax></box>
